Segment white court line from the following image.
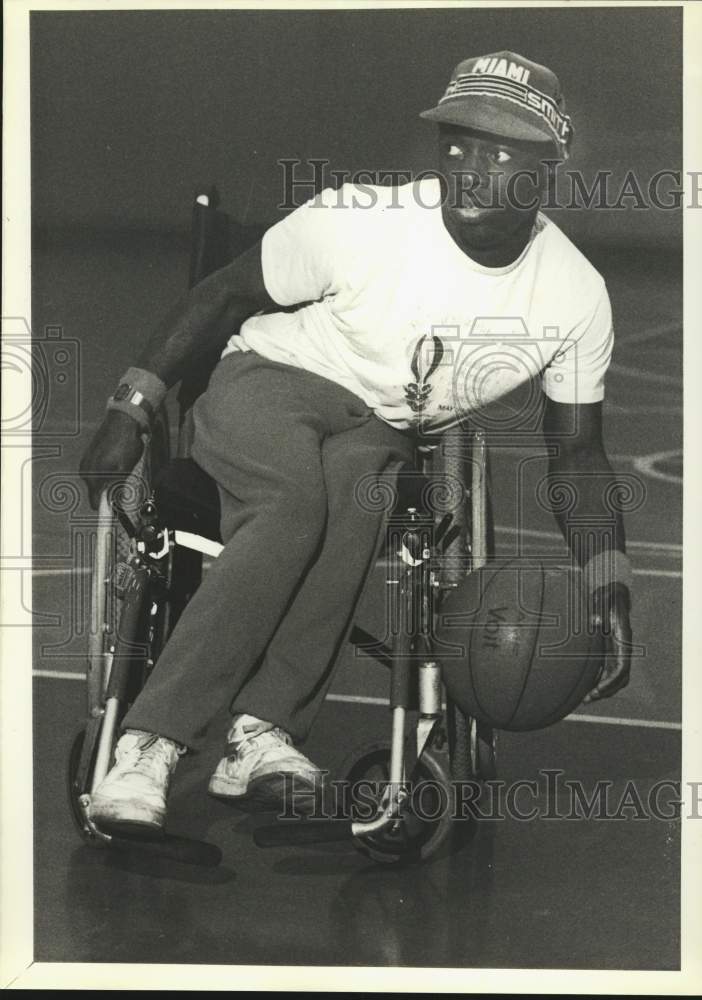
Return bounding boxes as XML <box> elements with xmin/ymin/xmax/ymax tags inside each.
<box><xmin>632</xmin><ymin>449</ymin><xmax>683</xmax><ymax>487</ymax></box>
<box><xmin>30</xmin><ymin>568</ymin><xmax>91</xmax><ymax>578</ymax></box>
<box><xmin>33</xmin><ymin>671</ymin><xmax>680</xmax><ymax>732</ymax></box>
<box><xmin>326</xmin><ymin>692</ymin><xmax>389</xmax><ymax>708</ymax></box>
<box><xmin>326</xmin><ymin>693</ymin><xmax>681</xmax><ymax>731</ymax></box>
<box><xmin>28</xmin><ymin>525</ymin><xmax>683</xmax><ymax>568</ymax></box>
<box><xmin>633</xmin><ymin>568</ymin><xmax>680</xmax><ymax>579</ymax></box>
<box><xmin>491</xmin><ymin>448</ymin><xmax>678</xmax><ymax>471</ymax></box>
<box><xmin>34</xmin><ymin>670</ymin><xmax>85</xmax><ymax>682</ymax></box>
<box><xmin>561</xmin><ymin>712</ymin><xmax>681</xmax><ymax>731</ymax></box>
<box><xmin>24</xmin><ymin>562</ymin><xmax>680</xmax><ymax>581</ymax></box>
<box><xmin>605</xmin><ymin>405</ymin><xmax>682</xmax><ymax>416</ymax></box>
<box><xmin>617</xmin><ymin>320</ymin><xmax>680</xmax><ymax>347</ymax></box>
<box><xmin>608</xmin><ymin>362</ymin><xmax>681</xmax><ymax>386</ymax></box>
<box><xmin>494</xmin><ymin>525</ymin><xmax>681</xmax><ymax>556</ymax></box>
<box><xmin>496</xmin><ymin>550</ymin><xmax>681</xmax><ymax>579</ymax></box>
<box><xmin>490</xmin><ymin>448</ymin><xmax>684</xmax><ymax>489</ymax></box>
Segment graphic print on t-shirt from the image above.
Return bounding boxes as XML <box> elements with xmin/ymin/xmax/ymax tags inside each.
<box><xmin>404</xmin><ymin>333</ymin><xmax>446</xmax><ymax>420</ymax></box>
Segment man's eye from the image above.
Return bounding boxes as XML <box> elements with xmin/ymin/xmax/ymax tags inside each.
<box><xmin>445</xmin><ymin>144</ymin><xmax>464</xmax><ymax>158</ymax></box>
<box><xmin>492</xmin><ymin>149</ymin><xmax>512</xmax><ymax>165</ymax></box>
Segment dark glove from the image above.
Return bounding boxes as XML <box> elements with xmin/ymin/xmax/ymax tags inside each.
<box><xmin>79</xmin><ymin>409</ymin><xmax>145</xmax><ymax>510</ymax></box>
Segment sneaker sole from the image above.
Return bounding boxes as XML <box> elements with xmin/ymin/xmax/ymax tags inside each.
<box><xmin>88</xmin><ymin>799</ymin><xmax>166</xmax><ymax>840</ymax></box>
<box><xmin>92</xmin><ymin>817</ymin><xmax>166</xmax><ymax>841</ymax></box>
<box><xmin>208</xmin><ymin>772</ymin><xmax>322</xmax><ymax>814</ymax></box>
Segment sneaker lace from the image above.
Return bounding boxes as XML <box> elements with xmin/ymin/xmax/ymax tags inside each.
<box><xmin>232</xmin><ymin>724</ymin><xmax>293</xmax><ymax>755</ymax></box>
<box><xmin>121</xmin><ymin>735</ymin><xmax>175</xmax><ymax>780</ymax></box>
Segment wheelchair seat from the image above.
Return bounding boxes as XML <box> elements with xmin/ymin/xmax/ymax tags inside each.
<box><xmin>153</xmin><ymin>457</ymin><xmax>222</xmax><ymax>542</ymax></box>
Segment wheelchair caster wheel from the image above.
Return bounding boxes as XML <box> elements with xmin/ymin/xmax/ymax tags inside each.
<box><xmin>343</xmin><ymin>742</ymin><xmax>453</xmax><ymax>866</ymax></box>
<box><xmin>446</xmin><ymin>700</ymin><xmax>497</xmax><ymax>783</ymax></box>
<box><xmin>472</xmin><ymin>718</ymin><xmax>497</xmax><ymax>782</ymax></box>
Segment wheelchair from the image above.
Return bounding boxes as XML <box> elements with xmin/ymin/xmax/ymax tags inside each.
<box><xmin>68</xmin><ymin>189</ymin><xmax>497</xmax><ymax>867</ymax></box>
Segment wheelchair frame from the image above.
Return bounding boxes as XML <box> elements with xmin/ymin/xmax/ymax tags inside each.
<box><xmin>69</xmin><ymin>189</ymin><xmax>497</xmax><ymax>866</ymax></box>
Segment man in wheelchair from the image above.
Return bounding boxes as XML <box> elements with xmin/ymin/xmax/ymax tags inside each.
<box><xmin>79</xmin><ymin>51</ymin><xmax>632</xmax><ymax>837</ymax></box>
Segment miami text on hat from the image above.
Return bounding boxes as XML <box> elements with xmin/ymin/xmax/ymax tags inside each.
<box><xmin>471</xmin><ymin>56</ymin><xmax>532</xmax><ymax>84</ymax></box>
<box><xmin>441</xmin><ymin>57</ymin><xmax>571</xmax><ymax>143</ymax></box>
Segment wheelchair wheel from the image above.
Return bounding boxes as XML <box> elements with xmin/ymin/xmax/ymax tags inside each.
<box><xmin>446</xmin><ymin>697</ymin><xmax>472</xmax><ymax>782</ymax></box>
<box><xmin>67</xmin><ymin>727</ymin><xmax>87</xmax><ymax>834</ymax></box>
<box><xmin>446</xmin><ymin>698</ymin><xmax>497</xmax><ymax>783</ymax></box>
<box><xmin>343</xmin><ymin>741</ymin><xmax>453</xmax><ymax>866</ymax></box>
<box><xmin>86</xmin><ymin>409</ymin><xmax>170</xmax><ymax>715</ymax></box>
<box><xmin>472</xmin><ymin>717</ymin><xmax>497</xmax><ymax>781</ymax></box>
<box><xmin>86</xmin><ymin>506</ymin><xmax>128</xmax><ymax>714</ymax></box>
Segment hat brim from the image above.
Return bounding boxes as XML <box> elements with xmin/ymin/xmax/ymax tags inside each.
<box><xmin>419</xmin><ymin>97</ymin><xmax>557</xmax><ymax>147</ymax></box>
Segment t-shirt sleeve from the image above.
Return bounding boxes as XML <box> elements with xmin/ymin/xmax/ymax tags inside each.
<box><xmin>541</xmin><ymin>281</ymin><xmax>614</xmax><ymax>404</ymax></box>
<box><xmin>260</xmin><ymin>186</ymin><xmax>348</xmax><ymax>306</ymax></box>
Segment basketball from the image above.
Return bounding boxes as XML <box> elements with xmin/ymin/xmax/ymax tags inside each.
<box><xmin>437</xmin><ymin>560</ymin><xmax>606</xmax><ymax>731</ymax></box>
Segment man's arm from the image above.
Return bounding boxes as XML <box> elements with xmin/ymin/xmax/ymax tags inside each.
<box><xmin>542</xmin><ymin>397</ymin><xmax>633</xmax><ymax>702</ymax></box>
<box><xmin>134</xmin><ymin>241</ymin><xmax>273</xmax><ymax>386</ymax></box>
<box><xmin>79</xmin><ymin>241</ymin><xmax>275</xmax><ymax>508</ymax></box>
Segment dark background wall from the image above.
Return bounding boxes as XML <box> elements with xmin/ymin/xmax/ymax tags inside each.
<box><xmin>31</xmin><ymin>5</ymin><xmax>681</xmax><ymax>248</ymax></box>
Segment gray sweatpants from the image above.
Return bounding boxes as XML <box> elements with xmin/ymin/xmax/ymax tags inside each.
<box><xmin>123</xmin><ymin>351</ymin><xmax>415</xmax><ymax>748</ymax></box>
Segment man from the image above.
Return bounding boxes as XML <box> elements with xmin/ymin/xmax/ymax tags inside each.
<box><xmin>79</xmin><ymin>51</ymin><xmax>633</xmax><ymax>836</ymax></box>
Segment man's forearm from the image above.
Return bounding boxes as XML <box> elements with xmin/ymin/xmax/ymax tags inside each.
<box><xmin>134</xmin><ymin>268</ymin><xmax>260</xmax><ymax>388</ymax></box>
<box><xmin>547</xmin><ymin>440</ymin><xmax>634</xmax><ymax>697</ymax></box>
<box><xmin>547</xmin><ymin>445</ymin><xmax>627</xmax><ymax>567</ymax></box>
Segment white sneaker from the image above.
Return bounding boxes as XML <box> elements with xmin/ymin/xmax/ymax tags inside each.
<box><xmin>89</xmin><ymin>730</ymin><xmax>183</xmax><ymax>837</ymax></box>
<box><xmin>208</xmin><ymin>714</ymin><xmax>323</xmax><ymax>811</ymax></box>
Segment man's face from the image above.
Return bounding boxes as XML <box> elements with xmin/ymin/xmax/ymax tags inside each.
<box><xmin>436</xmin><ymin>124</ymin><xmax>553</xmax><ymax>260</ymax></box>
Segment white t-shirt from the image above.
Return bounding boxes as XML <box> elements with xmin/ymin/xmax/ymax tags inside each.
<box><xmin>223</xmin><ymin>179</ymin><xmax>613</xmax><ymax>433</ymax></box>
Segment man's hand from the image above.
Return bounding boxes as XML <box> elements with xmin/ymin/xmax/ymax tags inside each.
<box><xmin>583</xmin><ymin>582</ymin><xmax>633</xmax><ymax>703</ymax></box>
<box><xmin>79</xmin><ymin>409</ymin><xmax>145</xmax><ymax>510</ymax></box>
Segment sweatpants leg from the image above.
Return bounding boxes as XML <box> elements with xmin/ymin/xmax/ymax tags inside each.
<box><xmin>230</xmin><ymin>416</ymin><xmax>415</xmax><ymax>742</ymax></box>
<box><xmin>121</xmin><ymin>352</ymin><xmax>399</xmax><ymax>748</ymax></box>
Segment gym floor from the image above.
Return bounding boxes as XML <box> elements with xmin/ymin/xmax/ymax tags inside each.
<box><xmin>29</xmin><ymin>233</ymin><xmax>681</xmax><ymax>970</ymax></box>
